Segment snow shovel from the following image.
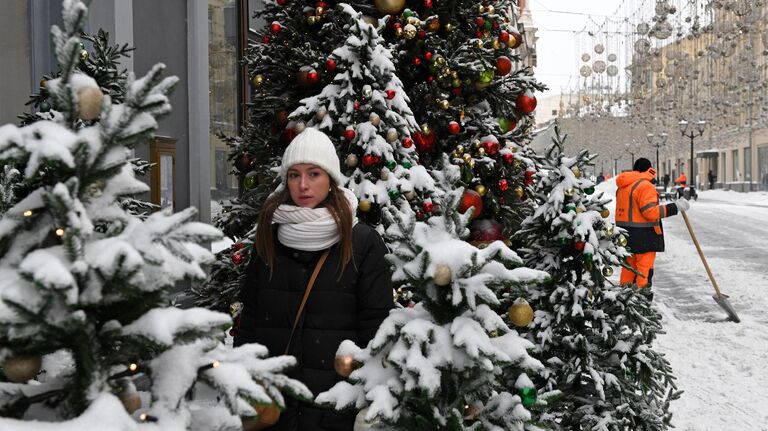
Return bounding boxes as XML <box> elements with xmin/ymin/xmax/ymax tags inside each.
<box><xmin>680</xmin><ymin>210</ymin><xmax>741</xmax><ymax>323</ymax></box>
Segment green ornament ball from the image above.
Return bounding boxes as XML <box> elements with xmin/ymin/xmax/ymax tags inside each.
<box><xmin>498</xmin><ymin>117</ymin><xmax>511</xmax><ymax>132</ymax></box>
<box><xmin>243</xmin><ymin>171</ymin><xmax>258</xmax><ymax>190</ymax></box>
<box><xmin>519</xmin><ymin>387</ymin><xmax>537</xmax><ymax>408</ymax></box>
<box><xmin>39</xmin><ymin>101</ymin><xmax>51</xmax><ymax>112</ymax></box>
<box><xmin>565</xmin><ymin>204</ymin><xmax>576</xmax><ymax>213</ymax></box>
<box><xmin>479</xmin><ymin>69</ymin><xmax>495</xmax><ymax>84</ymax></box>
<box><xmin>402</xmin><ymin>8</ymin><xmax>414</xmax><ymax>17</ymax></box>
<box><xmin>558</xmin><ymin>236</ymin><xmax>568</xmax><ymax>245</ymax></box>
<box><xmin>386</xmin><ymin>160</ymin><xmax>397</xmax><ymax>170</ymax></box>
<box><xmin>388</xmin><ymin>189</ymin><xmax>401</xmax><ymax>200</ymax></box>
<box><xmin>401</xmin><ymin>161</ymin><xmax>413</xmax><ymax>169</ymax></box>
<box><xmin>584</xmin><ymin>252</ymin><xmax>593</xmax><ymax>262</ymax></box>
<box><xmin>584</xmin><ymin>186</ymin><xmax>595</xmax><ymax>195</ymax></box>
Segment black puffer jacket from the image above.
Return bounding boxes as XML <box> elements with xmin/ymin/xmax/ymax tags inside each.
<box><xmin>234</xmin><ymin>223</ymin><xmax>393</xmax><ymax>431</ymax></box>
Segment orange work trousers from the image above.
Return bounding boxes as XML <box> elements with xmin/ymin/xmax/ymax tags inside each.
<box><xmin>620</xmin><ymin>252</ymin><xmax>656</xmax><ymax>288</ymax></box>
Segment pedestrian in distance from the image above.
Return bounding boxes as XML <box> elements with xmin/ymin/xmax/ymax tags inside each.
<box><xmin>662</xmin><ymin>173</ymin><xmax>670</xmax><ymax>191</ymax></box>
<box><xmin>615</xmin><ymin>158</ymin><xmax>690</xmax><ymax>288</ymax></box>
<box><xmin>596</xmin><ymin>172</ymin><xmax>605</xmax><ymax>184</ymax></box>
<box><xmin>234</xmin><ymin>128</ymin><xmax>394</xmax><ymax>430</ymax></box>
<box><xmin>708</xmin><ymin>170</ymin><xmax>716</xmax><ymax>190</ymax></box>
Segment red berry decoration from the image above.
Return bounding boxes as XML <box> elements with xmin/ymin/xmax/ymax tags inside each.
<box><xmin>354</xmin><ymin>101</ymin><xmax>361</xmax><ymax>110</ymax></box>
<box><xmin>447</xmin><ymin>121</ymin><xmax>461</xmax><ymax>135</ymax></box>
<box><xmin>496</xmin><ymin>56</ymin><xmax>512</xmax><ymax>76</ymax></box>
<box><xmin>516</xmin><ymin>93</ymin><xmax>538</xmax><ymax>114</ymax></box>
<box><xmin>458</xmin><ymin>189</ymin><xmax>483</xmax><ymax>220</ymax></box>
<box><xmin>413</xmin><ymin>57</ymin><xmax>422</xmax><ymax>66</ymax></box>
<box><xmin>509</xmin><ymin>30</ymin><xmax>523</xmax><ymax>49</ymax></box>
<box><xmin>232</xmin><ymin>251</ymin><xmax>245</xmax><ymax>265</ymax></box>
<box><xmin>475</xmin><ymin>30</ymin><xmax>484</xmax><ymax>39</ymax></box>
<box><xmin>233</xmin><ymin>242</ymin><xmax>246</xmax><ymax>251</ymax></box>
<box><xmin>386</xmin><ymin>89</ymin><xmax>396</xmax><ymax>99</ymax></box>
<box><xmin>499</xmin><ymin>31</ymin><xmax>510</xmax><ymax>43</ymax></box>
<box><xmin>326</xmin><ymin>58</ymin><xmax>337</xmax><ymax>73</ymax></box>
<box><xmin>424</xmin><ymin>51</ymin><xmax>433</xmax><ymax>61</ymax></box>
<box><xmin>475</xmin><ymin>17</ymin><xmax>485</xmax><ymax>28</ymax></box>
<box><xmin>424</xmin><ymin>0</ymin><xmax>433</xmax><ymax>7</ymax></box>
<box><xmin>402</xmin><ymin>137</ymin><xmax>414</xmax><ymax>148</ymax></box>
<box><xmin>343</xmin><ymin>128</ymin><xmax>356</xmax><ymax>141</ymax></box>
<box><xmin>524</xmin><ymin>170</ymin><xmax>535</xmax><ymax>186</ymax></box>
<box><xmin>269</xmin><ymin>22</ymin><xmax>282</xmax><ymax>34</ymax></box>
<box><xmin>423</xmin><ymin>201</ymin><xmax>434</xmax><ymax>213</ymax></box>
<box><xmin>574</xmin><ymin>241</ymin><xmax>586</xmax><ymax>251</ymax></box>
<box><xmin>416</xmin><ymin>210</ymin><xmax>424</xmax><ymax>219</ymax></box>
<box><xmin>261</xmin><ymin>35</ymin><xmax>271</xmax><ymax>44</ymax></box>
<box><xmin>362</xmin><ymin>154</ymin><xmax>377</xmax><ymax>167</ymax></box>
<box><xmin>235</xmin><ymin>153</ymin><xmax>253</xmax><ymax>172</ymax></box>
<box><xmin>503</xmin><ymin>153</ymin><xmax>514</xmax><ymax>164</ymax></box>
<box><xmin>427</xmin><ymin>75</ymin><xmax>435</xmax><ymax>82</ymax></box>
<box><xmin>498</xmin><ymin>179</ymin><xmax>509</xmax><ymax>191</ymax></box>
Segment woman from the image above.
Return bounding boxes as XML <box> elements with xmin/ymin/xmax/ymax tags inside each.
<box><xmin>234</xmin><ymin>128</ymin><xmax>393</xmax><ymax>430</ymax></box>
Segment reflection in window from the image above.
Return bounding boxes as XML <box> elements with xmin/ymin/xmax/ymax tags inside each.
<box><xmin>209</xmin><ymin>0</ymin><xmax>239</xmax><ymax>217</ymax></box>
<box><xmin>160</xmin><ymin>154</ymin><xmax>174</xmax><ymax>210</ymax></box>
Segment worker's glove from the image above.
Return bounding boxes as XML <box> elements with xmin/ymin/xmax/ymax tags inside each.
<box><xmin>674</xmin><ymin>199</ymin><xmax>690</xmax><ymax>212</ymax></box>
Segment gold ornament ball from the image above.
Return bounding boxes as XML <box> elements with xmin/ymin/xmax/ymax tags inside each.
<box><xmin>617</xmin><ymin>234</ymin><xmax>628</xmax><ymax>247</ymax></box>
<box><xmin>307</xmin><ymin>15</ymin><xmax>319</xmax><ymax>25</ymax></box>
<box><xmin>603</xmin><ymin>223</ymin><xmax>615</xmax><ymax>235</ymax></box>
<box><xmin>404</xmin><ymin>190</ymin><xmax>416</xmax><ymax>201</ymax></box>
<box><xmin>386</xmin><ymin>128</ymin><xmax>398</xmax><ymax>142</ymax></box>
<box><xmin>563</xmin><ymin>187</ymin><xmax>575</xmax><ymax>197</ymax></box>
<box><xmin>444</xmin><ymin>22</ymin><xmax>455</xmax><ymax>32</ymax></box>
<box><xmin>375</xmin><ymin>0</ymin><xmax>405</xmax><ymax>14</ymax></box>
<box><xmin>334</xmin><ymin>354</ymin><xmax>355</xmax><ymax>378</ymax></box>
<box><xmin>420</xmin><ymin>123</ymin><xmax>431</xmax><ymax>134</ymax></box>
<box><xmin>514</xmin><ymin>185</ymin><xmax>525</xmax><ymax>199</ymax></box>
<box><xmin>407</xmin><ymin>16</ymin><xmax>420</xmax><ymax>26</ymax></box>
<box><xmin>433</xmin><ymin>264</ymin><xmax>452</xmax><ymax>286</ymax></box>
<box><xmin>77</xmin><ymin>86</ymin><xmax>104</xmax><ymax>121</ymax></box>
<box><xmin>472</xmin><ymin>140</ymin><xmax>482</xmax><ymax>149</ymax></box>
<box><xmin>380</xmin><ymin>170</ymin><xmax>389</xmax><ymax>181</ymax></box>
<box><xmin>486</xmin><ymin>5</ymin><xmax>495</xmax><ymax>14</ymax></box>
<box><xmin>394</xmin><ymin>27</ymin><xmax>404</xmax><ymax>38</ymax></box>
<box><xmin>346</xmin><ymin>154</ymin><xmax>359</xmax><ymax>167</ymax></box>
<box><xmin>119</xmin><ymin>391</ymin><xmax>142</xmax><ymax>414</ymax></box>
<box><xmin>359</xmin><ymin>199</ymin><xmax>372</xmax><ymax>212</ymax></box>
<box><xmin>2</xmin><ymin>356</ymin><xmax>42</xmax><ymax>383</ymax></box>
<box><xmin>462</xmin><ymin>153</ymin><xmax>473</xmax><ymax>163</ymax></box>
<box><xmin>79</xmin><ymin>49</ymin><xmax>89</xmax><ymax>62</ymax></box>
<box><xmin>571</xmin><ymin>166</ymin><xmax>582</xmax><ymax>178</ymax></box>
<box><xmin>601</xmin><ymin>208</ymin><xmax>611</xmax><ymax>218</ymax></box>
<box><xmin>492</xmin><ymin>39</ymin><xmax>502</xmax><ymax>50</ymax></box>
<box><xmin>477</xmin><ymin>5</ymin><xmax>486</xmax><ymax>13</ymax></box>
<box><xmin>251</xmin><ymin>74</ymin><xmax>265</xmax><ymax>87</ymax></box>
<box><xmin>475</xmin><ymin>184</ymin><xmax>487</xmax><ymax>196</ymax></box>
<box><xmin>403</xmin><ymin>24</ymin><xmax>417</xmax><ymax>39</ymax></box>
<box><xmin>369</xmin><ymin>113</ymin><xmax>381</xmax><ymax>126</ymax></box>
<box><xmin>602</xmin><ymin>266</ymin><xmax>615</xmax><ymax>277</ymax></box>
<box><xmin>508</xmin><ymin>299</ymin><xmax>534</xmax><ymax>327</ymax></box>
<box><xmin>455</xmin><ymin>145</ymin><xmax>465</xmax><ymax>155</ymax></box>
<box><xmin>438</xmin><ymin>99</ymin><xmax>450</xmax><ymax>110</ymax></box>
<box><xmin>316</xmin><ymin>6</ymin><xmax>325</xmax><ymax>15</ymax></box>
<box><xmin>477</xmin><ymin>148</ymin><xmax>486</xmax><ymax>157</ymax></box>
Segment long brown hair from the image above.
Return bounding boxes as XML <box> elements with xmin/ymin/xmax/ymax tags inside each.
<box><xmin>254</xmin><ymin>181</ymin><xmax>354</xmax><ymax>275</ymax></box>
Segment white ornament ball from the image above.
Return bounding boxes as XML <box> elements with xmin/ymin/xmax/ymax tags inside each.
<box><xmin>316</xmin><ymin>107</ymin><xmax>328</xmax><ymax>120</ymax></box>
<box><xmin>362</xmin><ymin>84</ymin><xmax>373</xmax><ymax>99</ymax></box>
<box><xmin>77</xmin><ymin>86</ymin><xmax>104</xmax><ymax>121</ymax></box>
<box><xmin>386</xmin><ymin>128</ymin><xmax>398</xmax><ymax>142</ymax></box>
<box><xmin>433</xmin><ymin>264</ymin><xmax>452</xmax><ymax>286</ymax></box>
<box><xmin>369</xmin><ymin>113</ymin><xmax>381</xmax><ymax>127</ymax></box>
<box><xmin>294</xmin><ymin>121</ymin><xmax>306</xmax><ymax>134</ymax></box>
<box><xmin>346</xmin><ymin>154</ymin><xmax>358</xmax><ymax>167</ymax></box>
<box><xmin>2</xmin><ymin>356</ymin><xmax>42</xmax><ymax>383</ymax></box>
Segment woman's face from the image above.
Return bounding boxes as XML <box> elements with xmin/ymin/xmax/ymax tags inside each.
<box><xmin>287</xmin><ymin>163</ymin><xmax>331</xmax><ymax>208</ymax></box>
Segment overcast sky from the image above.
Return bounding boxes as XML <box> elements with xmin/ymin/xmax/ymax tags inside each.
<box><xmin>530</xmin><ymin>0</ymin><xmax>628</xmax><ymax>99</ymax></box>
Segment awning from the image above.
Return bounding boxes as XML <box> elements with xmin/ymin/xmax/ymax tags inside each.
<box><xmin>696</xmin><ymin>149</ymin><xmax>719</xmax><ymax>159</ymax></box>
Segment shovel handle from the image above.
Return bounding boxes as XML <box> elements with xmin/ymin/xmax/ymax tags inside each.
<box><xmin>680</xmin><ymin>210</ymin><xmax>724</xmax><ymax>297</ymax></box>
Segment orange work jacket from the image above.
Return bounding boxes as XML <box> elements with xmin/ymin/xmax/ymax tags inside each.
<box><xmin>674</xmin><ymin>173</ymin><xmax>687</xmax><ymax>186</ymax></box>
<box><xmin>615</xmin><ymin>168</ymin><xmax>675</xmax><ymax>253</ymax></box>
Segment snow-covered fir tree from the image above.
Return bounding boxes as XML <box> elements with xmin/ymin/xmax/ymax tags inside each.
<box><xmin>316</xmin><ymin>189</ymin><xmax>553</xmax><ymax>430</ymax></box>
<box><xmin>515</xmin><ymin>124</ymin><xmax>679</xmax><ymax>430</ymax></box>
<box><xmin>0</xmin><ymin>1</ymin><xmax>310</xmax><ymax>428</ymax></box>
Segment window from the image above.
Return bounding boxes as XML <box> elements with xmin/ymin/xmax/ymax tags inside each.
<box><xmin>208</xmin><ymin>0</ymin><xmax>239</xmax><ymax>213</ymax></box>
<box><xmin>744</xmin><ymin>147</ymin><xmax>751</xmax><ymax>181</ymax></box>
<box><xmin>732</xmin><ymin>149</ymin><xmax>739</xmax><ymax>181</ymax></box>
<box><xmin>150</xmin><ymin>137</ymin><xmax>176</xmax><ymax>211</ymax></box>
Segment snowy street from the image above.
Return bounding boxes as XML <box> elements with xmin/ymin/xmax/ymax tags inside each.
<box><xmin>599</xmin><ymin>182</ymin><xmax>768</xmax><ymax>430</ymax></box>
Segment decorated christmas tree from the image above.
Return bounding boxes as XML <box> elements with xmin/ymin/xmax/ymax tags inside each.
<box><xmin>316</xmin><ymin>189</ymin><xmax>552</xmax><ymax>430</ymax></box>
<box><xmin>515</xmin><ymin>124</ymin><xmax>679</xmax><ymax>429</ymax></box>
<box><xmin>0</xmin><ymin>1</ymin><xmax>309</xmax><ymax>428</ymax></box>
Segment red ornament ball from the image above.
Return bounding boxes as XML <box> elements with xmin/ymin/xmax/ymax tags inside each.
<box><xmin>362</xmin><ymin>154</ymin><xmax>377</xmax><ymax>167</ymax></box>
<box><xmin>235</xmin><ymin>153</ymin><xmax>253</xmax><ymax>172</ymax></box>
<box><xmin>261</xmin><ymin>35</ymin><xmax>271</xmax><ymax>44</ymax></box>
<box><xmin>416</xmin><ymin>210</ymin><xmax>424</xmax><ymax>220</ymax></box>
<box><xmin>447</xmin><ymin>121</ymin><xmax>461</xmax><ymax>135</ymax></box>
<box><xmin>482</xmin><ymin>141</ymin><xmax>500</xmax><ymax>155</ymax></box>
<box><xmin>424</xmin><ymin>0</ymin><xmax>433</xmax><ymax>7</ymax></box>
<box><xmin>509</xmin><ymin>30</ymin><xmax>523</xmax><ymax>49</ymax></box>
<box><xmin>402</xmin><ymin>137</ymin><xmax>414</xmax><ymax>148</ymax></box>
<box><xmin>423</xmin><ymin>201</ymin><xmax>434</xmax><ymax>213</ymax></box>
<box><xmin>498</xmin><ymin>179</ymin><xmax>509</xmax><ymax>191</ymax></box>
<box><xmin>496</xmin><ymin>56</ymin><xmax>512</xmax><ymax>76</ymax></box>
<box><xmin>326</xmin><ymin>58</ymin><xmax>337</xmax><ymax>73</ymax></box>
<box><xmin>516</xmin><ymin>93</ymin><xmax>538</xmax><ymax>114</ymax></box>
<box><xmin>307</xmin><ymin>70</ymin><xmax>320</xmax><ymax>85</ymax></box>
<box><xmin>232</xmin><ymin>251</ymin><xmax>245</xmax><ymax>265</ymax></box>
<box><xmin>469</xmin><ymin>219</ymin><xmax>505</xmax><ymax>242</ymax></box>
<box><xmin>413</xmin><ymin>131</ymin><xmax>435</xmax><ymax>152</ymax></box>
<box><xmin>418</xmin><ymin>29</ymin><xmax>427</xmax><ymax>39</ymax></box>
<box><xmin>232</xmin><ymin>242</ymin><xmax>246</xmax><ymax>251</ymax></box>
<box><xmin>524</xmin><ymin>170</ymin><xmax>535</xmax><ymax>186</ymax></box>
<box><xmin>475</xmin><ymin>30</ymin><xmax>484</xmax><ymax>39</ymax></box>
<box><xmin>503</xmin><ymin>153</ymin><xmax>514</xmax><ymax>164</ymax></box>
<box><xmin>424</xmin><ymin>51</ymin><xmax>433</xmax><ymax>61</ymax></box>
<box><xmin>413</xmin><ymin>57</ymin><xmax>422</xmax><ymax>66</ymax></box>
<box><xmin>354</xmin><ymin>101</ymin><xmax>361</xmax><ymax>110</ymax></box>
<box><xmin>458</xmin><ymin>189</ymin><xmax>483</xmax><ymax>220</ymax></box>
<box><xmin>386</xmin><ymin>89</ymin><xmax>396</xmax><ymax>99</ymax></box>
<box><xmin>475</xmin><ymin>17</ymin><xmax>485</xmax><ymax>28</ymax></box>
<box><xmin>269</xmin><ymin>22</ymin><xmax>282</xmax><ymax>34</ymax></box>
<box><xmin>574</xmin><ymin>241</ymin><xmax>586</xmax><ymax>251</ymax></box>
<box><xmin>343</xmin><ymin>128</ymin><xmax>356</xmax><ymax>141</ymax></box>
<box><xmin>499</xmin><ymin>31</ymin><xmax>510</xmax><ymax>43</ymax></box>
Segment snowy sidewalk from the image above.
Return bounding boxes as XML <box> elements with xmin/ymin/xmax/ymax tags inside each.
<box><xmin>598</xmin><ymin>181</ymin><xmax>768</xmax><ymax>430</ymax></box>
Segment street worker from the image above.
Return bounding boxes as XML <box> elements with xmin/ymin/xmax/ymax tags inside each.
<box><xmin>615</xmin><ymin>158</ymin><xmax>690</xmax><ymax>288</ymax></box>
<box><xmin>674</xmin><ymin>171</ymin><xmax>687</xmax><ymax>186</ymax></box>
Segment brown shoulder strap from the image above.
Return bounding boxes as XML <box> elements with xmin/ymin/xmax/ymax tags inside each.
<box><xmin>284</xmin><ymin>248</ymin><xmax>330</xmax><ymax>355</ymax></box>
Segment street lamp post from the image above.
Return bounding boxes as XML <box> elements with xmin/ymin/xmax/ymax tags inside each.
<box><xmin>678</xmin><ymin>120</ymin><xmax>706</xmax><ymax>186</ymax></box>
<box><xmin>613</xmin><ymin>155</ymin><xmax>621</xmax><ymax>176</ymax></box>
<box><xmin>625</xmin><ymin>142</ymin><xmax>636</xmax><ymax>166</ymax></box>
<box><xmin>646</xmin><ymin>132</ymin><xmax>668</xmax><ymax>184</ymax></box>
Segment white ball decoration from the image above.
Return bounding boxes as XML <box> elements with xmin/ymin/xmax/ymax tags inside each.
<box><xmin>433</xmin><ymin>264</ymin><xmax>452</xmax><ymax>286</ymax></box>
<box><xmin>77</xmin><ymin>86</ymin><xmax>103</xmax><ymax>121</ymax></box>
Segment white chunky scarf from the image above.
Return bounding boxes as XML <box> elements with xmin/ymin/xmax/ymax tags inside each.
<box><xmin>272</xmin><ymin>187</ymin><xmax>359</xmax><ymax>251</ymax></box>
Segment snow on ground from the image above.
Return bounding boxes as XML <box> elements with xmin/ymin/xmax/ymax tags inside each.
<box><xmin>597</xmin><ymin>179</ymin><xmax>768</xmax><ymax>430</ymax></box>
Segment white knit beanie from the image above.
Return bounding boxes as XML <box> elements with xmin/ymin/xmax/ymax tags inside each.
<box><xmin>279</xmin><ymin>128</ymin><xmax>344</xmax><ymax>185</ymax></box>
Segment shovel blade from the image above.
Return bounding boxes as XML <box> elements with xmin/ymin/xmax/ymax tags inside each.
<box><xmin>712</xmin><ymin>294</ymin><xmax>740</xmax><ymax>323</ymax></box>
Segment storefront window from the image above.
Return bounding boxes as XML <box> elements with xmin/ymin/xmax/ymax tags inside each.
<box><xmin>208</xmin><ymin>0</ymin><xmax>239</xmax><ymax>217</ymax></box>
